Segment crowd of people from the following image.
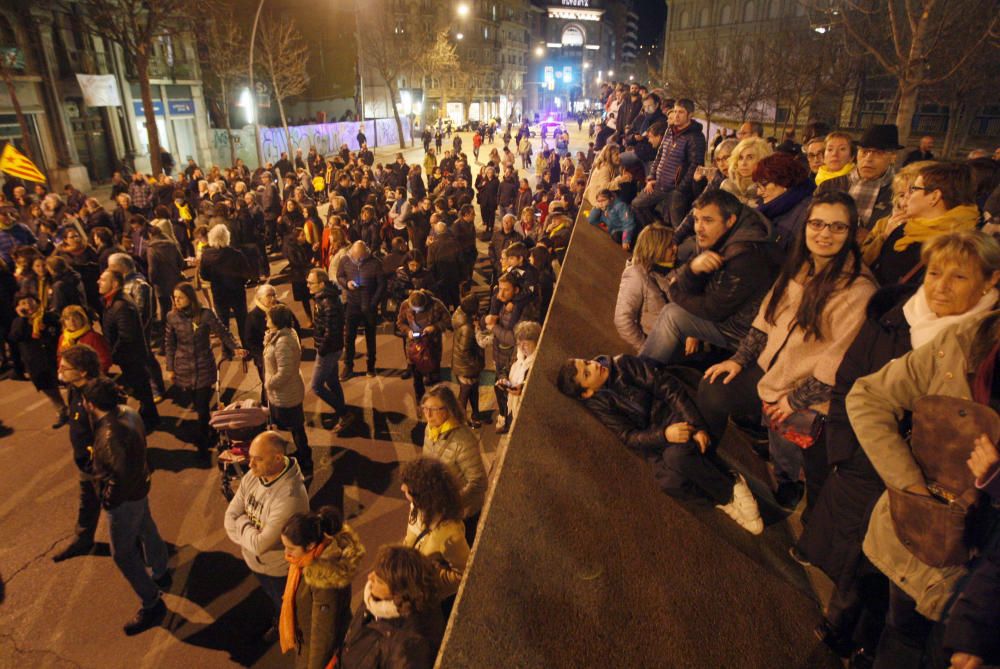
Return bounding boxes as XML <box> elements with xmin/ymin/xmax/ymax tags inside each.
<box><xmin>0</xmin><ymin>113</ymin><xmax>585</xmax><ymax>666</ymax></box>
<box><xmin>560</xmin><ymin>80</ymin><xmax>1000</xmax><ymax>669</ymax></box>
<box><xmin>5</xmin><ymin>70</ymin><xmax>1000</xmax><ymax>666</ymax></box>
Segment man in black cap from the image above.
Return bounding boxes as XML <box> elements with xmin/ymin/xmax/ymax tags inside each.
<box><xmin>816</xmin><ymin>124</ymin><xmax>900</xmax><ymax>230</ymax></box>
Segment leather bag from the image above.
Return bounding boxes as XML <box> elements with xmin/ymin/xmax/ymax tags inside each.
<box><xmin>888</xmin><ymin>395</ymin><xmax>1000</xmax><ymax>568</ymax></box>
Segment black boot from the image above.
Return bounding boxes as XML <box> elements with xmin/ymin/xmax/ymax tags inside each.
<box><xmin>123</xmin><ymin>598</ymin><xmax>167</xmax><ymax>636</ymax></box>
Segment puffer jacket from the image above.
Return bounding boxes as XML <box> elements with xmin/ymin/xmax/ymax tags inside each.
<box><xmin>264</xmin><ymin>327</ymin><xmax>305</xmax><ymax>407</ymax></box>
<box><xmin>847</xmin><ymin>311</ymin><xmax>1000</xmax><ymax>620</ymax></box>
<box><xmin>614</xmin><ymin>261</ymin><xmax>670</xmax><ymax>352</ymax></box>
<box><xmin>337</xmin><ymin>254</ymin><xmax>385</xmax><ymax>312</ymax></box>
<box><xmin>311</xmin><ymin>283</ymin><xmax>345</xmax><ymax>356</ymax></box>
<box><xmin>293</xmin><ymin>525</ymin><xmax>366</xmax><ymax>669</ymax></box>
<box><xmin>451</xmin><ymin>308</ymin><xmax>484</xmax><ymax>379</ymax></box>
<box><xmin>583</xmin><ymin>354</ymin><xmax>706</xmax><ymax>457</ymax></box>
<box><xmin>423</xmin><ymin>423</ymin><xmax>487</xmax><ymax>518</ymax></box>
<box><xmin>164</xmin><ymin>307</ymin><xmax>239</xmax><ymax>390</ymax></box>
<box><xmin>648</xmin><ymin>119</ymin><xmax>706</xmax><ymax>194</ymax></box>
<box><xmin>92</xmin><ymin>405</ymin><xmax>151</xmax><ymax>508</ymax></box>
<box><xmin>666</xmin><ymin>203</ymin><xmax>777</xmax><ymax>347</ymax></box>
<box><xmin>404</xmin><ymin>515</ymin><xmax>469</xmax><ymax>598</ymax></box>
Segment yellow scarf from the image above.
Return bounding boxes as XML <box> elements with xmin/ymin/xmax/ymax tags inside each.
<box><xmin>176</xmin><ymin>203</ymin><xmax>192</xmax><ymax>221</ymax></box>
<box><xmin>427</xmin><ymin>418</ymin><xmax>459</xmax><ymax>442</ymax></box>
<box><xmin>59</xmin><ymin>322</ymin><xmax>91</xmax><ymax>350</ymax></box>
<box><xmin>279</xmin><ymin>536</ymin><xmax>332</xmax><ymax>654</ymax></box>
<box><xmin>815</xmin><ymin>162</ymin><xmax>855</xmax><ymax>186</ymax></box>
<box><xmin>893</xmin><ymin>205</ymin><xmax>979</xmax><ymax>252</ymax></box>
<box><xmin>31</xmin><ymin>277</ymin><xmax>49</xmax><ymax>338</ymax></box>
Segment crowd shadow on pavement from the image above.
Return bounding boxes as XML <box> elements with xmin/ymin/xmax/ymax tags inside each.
<box><xmin>312</xmin><ymin>447</ymin><xmax>402</xmax><ymax>512</ymax></box>
<box><xmin>167</xmin><ymin>550</ymin><xmax>275</xmax><ymax>667</ymax></box>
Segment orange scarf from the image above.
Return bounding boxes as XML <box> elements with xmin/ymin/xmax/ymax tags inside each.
<box><xmin>279</xmin><ymin>537</ymin><xmax>332</xmax><ymax>654</ymax></box>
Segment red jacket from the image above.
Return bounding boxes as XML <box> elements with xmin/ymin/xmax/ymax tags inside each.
<box><xmin>58</xmin><ymin>329</ymin><xmax>113</xmax><ymax>374</ymax></box>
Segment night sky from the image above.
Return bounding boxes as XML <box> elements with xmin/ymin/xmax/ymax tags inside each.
<box><xmin>634</xmin><ymin>0</ymin><xmax>667</xmax><ymax>45</ymax></box>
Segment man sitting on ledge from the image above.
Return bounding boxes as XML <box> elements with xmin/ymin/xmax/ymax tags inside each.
<box><xmin>557</xmin><ymin>354</ymin><xmax>763</xmax><ymax>534</ymax></box>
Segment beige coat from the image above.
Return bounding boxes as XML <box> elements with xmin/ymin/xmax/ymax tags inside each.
<box><xmin>404</xmin><ymin>514</ymin><xmax>470</xmax><ymax>599</ymax></box>
<box><xmin>753</xmin><ymin>267</ymin><xmax>876</xmax><ymax>414</ymax></box>
<box><xmin>263</xmin><ymin>327</ymin><xmax>305</xmax><ymax>407</ymax></box>
<box><xmin>847</xmin><ymin>312</ymin><xmax>998</xmax><ymax>620</ymax></box>
<box><xmin>614</xmin><ymin>261</ymin><xmax>670</xmax><ymax>352</ymax></box>
<box><xmin>422</xmin><ymin>424</ymin><xmax>487</xmax><ymax>518</ymax></box>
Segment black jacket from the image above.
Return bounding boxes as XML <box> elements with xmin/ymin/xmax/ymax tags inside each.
<box><xmin>199</xmin><ymin>246</ymin><xmax>253</xmax><ymax>304</ymax></box>
<box><xmin>92</xmin><ymin>406</ymin><xmax>151</xmax><ymax>508</ymax></box>
<box><xmin>338</xmin><ymin>604</ymin><xmax>444</xmax><ymax>669</ymax></box>
<box><xmin>337</xmin><ymin>255</ymin><xmax>385</xmax><ymax>312</ymax></box>
<box><xmin>583</xmin><ymin>355</ymin><xmax>706</xmax><ymax>457</ymax></box>
<box><xmin>101</xmin><ymin>292</ymin><xmax>149</xmax><ymax>366</ymax></box>
<box><xmin>498</xmin><ymin>176</ymin><xmax>518</xmax><ymax>208</ymax></box>
<box><xmin>311</xmin><ymin>283</ymin><xmax>345</xmax><ymax>355</ymax></box>
<box><xmin>944</xmin><ymin>543</ymin><xmax>1000</xmax><ymax>663</ymax></box>
<box><xmin>826</xmin><ymin>284</ymin><xmax>915</xmax><ymax>465</ymax></box>
<box><xmin>146</xmin><ymin>238</ymin><xmax>184</xmax><ymax>294</ymax></box>
<box><xmin>67</xmin><ymin>385</ymin><xmax>94</xmax><ymax>472</ymax></box>
<box><xmin>667</xmin><ymin>203</ymin><xmax>776</xmax><ymax>347</ymax></box>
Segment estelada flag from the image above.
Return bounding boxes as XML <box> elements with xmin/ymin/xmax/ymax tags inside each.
<box><xmin>0</xmin><ymin>143</ymin><xmax>46</xmax><ymax>184</ymax></box>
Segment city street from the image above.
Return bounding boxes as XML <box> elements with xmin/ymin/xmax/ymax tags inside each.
<box><xmin>0</xmin><ymin>124</ymin><xmax>594</xmax><ymax>669</ymax></box>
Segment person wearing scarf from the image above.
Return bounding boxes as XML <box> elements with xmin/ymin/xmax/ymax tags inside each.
<box><xmin>57</xmin><ymin>305</ymin><xmax>113</xmax><ymax>373</ymax></box>
<box><xmin>720</xmin><ymin>136</ymin><xmax>772</xmax><ymax>205</ymax></box>
<box><xmin>279</xmin><ymin>507</ymin><xmax>365</xmax><ymax>669</ymax></box>
<box><xmin>752</xmin><ymin>152</ymin><xmax>815</xmax><ymax>252</ymax></box>
<box><xmin>814</xmin><ymin>132</ymin><xmax>856</xmax><ymax>187</ymax></box>
<box><xmin>871</xmin><ymin>162</ymin><xmax>980</xmax><ymax>286</ymax></box>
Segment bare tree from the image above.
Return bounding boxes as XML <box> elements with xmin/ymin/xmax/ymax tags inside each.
<box><xmin>358</xmin><ymin>0</ymin><xmax>428</xmax><ymax>149</ymax></box>
<box><xmin>256</xmin><ymin>15</ymin><xmax>309</xmax><ymax>155</ymax></box>
<box><xmin>817</xmin><ymin>0</ymin><xmax>1000</xmax><ymax>146</ymax></box>
<box><xmin>200</xmin><ymin>10</ymin><xmax>248</xmax><ymax>166</ymax></box>
<box><xmin>75</xmin><ymin>0</ymin><xmax>193</xmax><ymax>175</ymax></box>
<box><xmin>665</xmin><ymin>33</ymin><xmax>732</xmax><ymax>142</ymax></box>
<box><xmin>926</xmin><ymin>47</ymin><xmax>1000</xmax><ymax>157</ymax></box>
<box><xmin>725</xmin><ymin>33</ymin><xmax>776</xmax><ymax>124</ymax></box>
<box><xmin>418</xmin><ymin>30</ymin><xmax>459</xmax><ymax>127</ymax></box>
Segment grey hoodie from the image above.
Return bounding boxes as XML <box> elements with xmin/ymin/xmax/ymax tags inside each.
<box><xmin>224</xmin><ymin>456</ymin><xmax>310</xmax><ymax>576</ymax></box>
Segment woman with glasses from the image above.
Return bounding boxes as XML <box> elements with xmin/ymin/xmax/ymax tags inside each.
<box><xmin>419</xmin><ymin>384</ymin><xmax>487</xmax><ymax>544</ymax></box>
<box><xmin>700</xmin><ymin>191</ymin><xmax>877</xmax><ymax>514</ymax></box>
<box><xmin>164</xmin><ymin>282</ymin><xmax>246</xmax><ymax>457</ymax></box>
<box><xmin>868</xmin><ymin>162</ymin><xmax>980</xmax><ymax>286</ymax></box>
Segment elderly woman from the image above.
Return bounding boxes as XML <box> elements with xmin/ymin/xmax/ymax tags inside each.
<box><xmin>164</xmin><ymin>282</ymin><xmax>245</xmax><ymax>456</ymax></box>
<box><xmin>199</xmin><ymin>223</ymin><xmax>253</xmax><ymax>344</ymax></box>
<box><xmin>815</xmin><ymin>131</ymin><xmax>856</xmax><ymax>187</ymax></box>
<box><xmin>420</xmin><ymin>384</ymin><xmax>488</xmax><ymax>543</ymax></box>
<box><xmin>506</xmin><ymin>320</ymin><xmax>541</xmax><ymax>423</ymax></box>
<box><xmin>720</xmin><ymin>136</ymin><xmax>772</xmax><ymax>205</ymax></box>
<box><xmin>614</xmin><ymin>224</ymin><xmax>675</xmax><ymax>352</ymax></box>
<box><xmin>583</xmin><ymin>143</ymin><xmax>626</xmax><ymax>205</ymax></box>
<box><xmin>753</xmin><ymin>152</ymin><xmax>815</xmax><ymax>251</ymax></box>
<box><xmin>846</xmin><ymin>310</ymin><xmax>1000</xmax><ymax>669</ymax></box>
<box><xmin>796</xmin><ymin>230</ymin><xmax>1000</xmax><ymax>662</ymax></box>
<box><xmin>869</xmin><ymin>162</ymin><xmax>980</xmax><ymax>286</ymax></box>
<box><xmin>700</xmin><ymin>191</ymin><xmax>877</xmax><ymax>513</ymax></box>
<box><xmin>57</xmin><ymin>304</ymin><xmax>111</xmax><ymax>373</ymax></box>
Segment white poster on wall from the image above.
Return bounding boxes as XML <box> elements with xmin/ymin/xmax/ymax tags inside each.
<box><xmin>75</xmin><ymin>74</ymin><xmax>122</xmax><ymax>107</ymax></box>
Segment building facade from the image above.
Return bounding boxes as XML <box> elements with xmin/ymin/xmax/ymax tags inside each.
<box><xmin>0</xmin><ymin>3</ymin><xmax>211</xmax><ymax>190</ymax></box>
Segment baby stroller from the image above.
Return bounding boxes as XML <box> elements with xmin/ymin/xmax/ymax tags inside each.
<box><xmin>209</xmin><ymin>359</ymin><xmax>270</xmax><ymax>501</ymax></box>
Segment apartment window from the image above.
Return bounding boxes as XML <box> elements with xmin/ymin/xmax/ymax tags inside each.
<box><xmin>720</xmin><ymin>4</ymin><xmax>733</xmax><ymax>23</ymax></box>
<box><xmin>768</xmin><ymin>0</ymin><xmax>781</xmax><ymax>18</ymax></box>
<box><xmin>743</xmin><ymin>1</ymin><xmax>757</xmax><ymax>22</ymax></box>
<box><xmin>699</xmin><ymin>7</ymin><xmax>710</xmax><ymax>26</ymax></box>
<box><xmin>679</xmin><ymin>9</ymin><xmax>690</xmax><ymax>29</ymax></box>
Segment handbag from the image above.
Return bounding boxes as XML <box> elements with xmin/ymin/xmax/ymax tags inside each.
<box><xmin>405</xmin><ymin>337</ymin><xmax>439</xmax><ymax>374</ymax></box>
<box><xmin>887</xmin><ymin>395</ymin><xmax>1000</xmax><ymax>568</ymax></box>
<box><xmin>763</xmin><ymin>404</ymin><xmax>825</xmax><ymax>449</ymax></box>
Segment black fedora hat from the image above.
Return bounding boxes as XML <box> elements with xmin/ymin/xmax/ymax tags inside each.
<box><xmin>859</xmin><ymin>124</ymin><xmax>903</xmax><ymax>151</ymax></box>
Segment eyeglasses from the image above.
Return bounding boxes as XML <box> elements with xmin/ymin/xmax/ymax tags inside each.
<box><xmin>806</xmin><ymin>219</ymin><xmax>851</xmax><ymax>234</ymax></box>
<box><xmin>421</xmin><ymin>405</ymin><xmax>448</xmax><ymax>414</ymax></box>
<box><xmin>908</xmin><ymin>185</ymin><xmax>929</xmax><ymax>194</ymax></box>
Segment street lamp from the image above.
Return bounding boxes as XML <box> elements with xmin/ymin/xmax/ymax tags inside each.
<box><xmin>456</xmin><ymin>3</ymin><xmax>469</xmax><ymax>18</ymax></box>
<box><xmin>534</xmin><ymin>46</ymin><xmax>545</xmax><ymax>57</ymax></box>
<box><xmin>456</xmin><ymin>32</ymin><xmax>464</xmax><ymax>40</ymax></box>
<box><xmin>582</xmin><ymin>62</ymin><xmax>590</xmax><ymax>69</ymax></box>
<box><xmin>608</xmin><ymin>70</ymin><xmax>614</xmax><ymax>77</ymax></box>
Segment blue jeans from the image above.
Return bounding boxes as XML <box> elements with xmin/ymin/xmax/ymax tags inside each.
<box><xmin>106</xmin><ymin>497</ymin><xmax>168</xmax><ymax>609</ymax></box>
<box><xmin>255</xmin><ymin>572</ymin><xmax>287</xmax><ymax>621</ymax></box>
<box><xmin>311</xmin><ymin>350</ymin><xmax>345</xmax><ymax>415</ymax></box>
<box><xmin>640</xmin><ymin>302</ymin><xmax>732</xmax><ymax>364</ymax></box>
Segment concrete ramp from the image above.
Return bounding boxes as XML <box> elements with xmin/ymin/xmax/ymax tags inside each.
<box><xmin>436</xmin><ymin>218</ymin><xmax>839</xmax><ymax>668</ymax></box>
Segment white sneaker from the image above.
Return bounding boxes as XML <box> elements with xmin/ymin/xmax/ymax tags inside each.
<box><xmin>716</xmin><ymin>473</ymin><xmax>764</xmax><ymax>535</ymax></box>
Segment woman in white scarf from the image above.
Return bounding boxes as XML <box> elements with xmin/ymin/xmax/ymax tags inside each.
<box><xmin>902</xmin><ymin>232</ymin><xmax>1000</xmax><ymax>349</ymax></box>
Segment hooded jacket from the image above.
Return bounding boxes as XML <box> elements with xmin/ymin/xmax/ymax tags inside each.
<box><xmin>339</xmin><ymin>595</ymin><xmax>444</xmax><ymax>669</ymax></box>
<box><xmin>451</xmin><ymin>307</ymin><xmax>484</xmax><ymax>379</ymax></box>
<box><xmin>293</xmin><ymin>525</ymin><xmax>366</xmax><ymax>669</ymax></box>
<box><xmin>666</xmin><ymin>204</ymin><xmax>777</xmax><ymax>346</ymax></box>
<box><xmin>614</xmin><ymin>261</ymin><xmax>671</xmax><ymax>352</ymax></box>
<box><xmin>648</xmin><ymin>119</ymin><xmax>706</xmax><ymax>194</ymax></box>
<box><xmin>224</xmin><ymin>456</ymin><xmax>310</xmax><ymax>576</ymax></box>
<box><xmin>164</xmin><ymin>307</ymin><xmax>239</xmax><ymax>390</ymax></box>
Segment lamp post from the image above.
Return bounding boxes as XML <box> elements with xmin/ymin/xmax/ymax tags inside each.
<box><xmin>247</xmin><ymin>0</ymin><xmax>266</xmax><ymax>168</ymax></box>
